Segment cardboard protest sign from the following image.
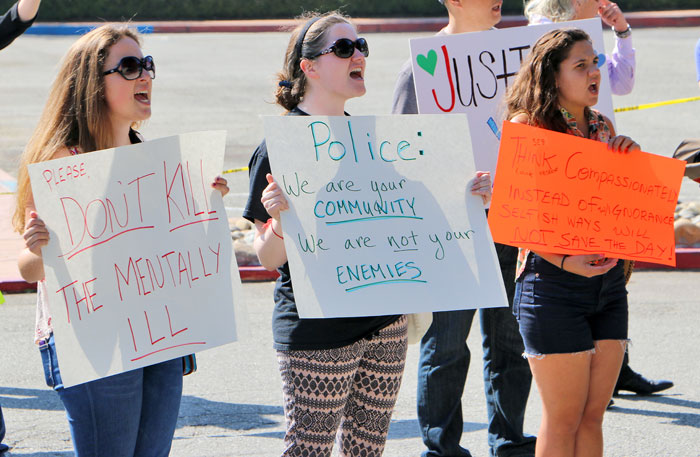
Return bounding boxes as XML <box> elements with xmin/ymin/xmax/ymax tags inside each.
<box><xmin>410</xmin><ymin>19</ymin><xmax>613</xmax><ymax>177</ymax></box>
<box><xmin>28</xmin><ymin>131</ymin><xmax>241</xmax><ymax>387</ymax></box>
<box><xmin>263</xmin><ymin>114</ymin><xmax>508</xmax><ymax>318</ymax></box>
<box><xmin>488</xmin><ymin>122</ymin><xmax>685</xmax><ymax>266</ymax></box>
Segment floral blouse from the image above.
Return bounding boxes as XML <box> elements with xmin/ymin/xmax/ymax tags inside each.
<box><xmin>515</xmin><ymin>107</ymin><xmax>612</xmax><ymax>280</ymax></box>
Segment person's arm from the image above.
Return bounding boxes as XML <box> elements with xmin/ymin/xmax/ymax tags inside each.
<box><xmin>243</xmin><ymin>144</ymin><xmax>289</xmax><ymax>270</ymax></box>
<box><xmin>391</xmin><ymin>60</ymin><xmax>419</xmax><ymax>115</ymax></box>
<box><xmin>17</xmin><ymin>0</ymin><xmax>40</xmax><ymax>22</ymax></box>
<box><xmin>599</xmin><ymin>0</ymin><xmax>635</xmax><ymax>95</ymax></box>
<box><xmin>18</xmin><ymin>207</ymin><xmax>48</xmax><ymax>283</ymax></box>
<box><xmin>0</xmin><ymin>0</ymin><xmax>40</xmax><ymax>50</ymax></box>
<box><xmin>17</xmin><ymin>146</ymin><xmax>69</xmax><ymax>283</ymax></box>
<box><xmin>253</xmin><ymin>174</ymin><xmax>288</xmax><ymax>270</ymax></box>
<box><xmin>606</xmin><ymin>36</ymin><xmax>635</xmax><ymax>96</ymax></box>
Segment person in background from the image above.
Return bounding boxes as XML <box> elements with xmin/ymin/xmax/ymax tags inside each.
<box><xmin>1</xmin><ymin>1</ymin><xmax>41</xmax><ymax>452</ymax></box>
<box><xmin>506</xmin><ymin>27</ymin><xmax>638</xmax><ymax>457</ymax></box>
<box><xmin>524</xmin><ymin>0</ymin><xmax>635</xmax><ymax>95</ymax></box>
<box><xmin>14</xmin><ymin>24</ymin><xmax>228</xmax><ymax>456</ymax></box>
<box><xmin>392</xmin><ymin>1</ymin><xmax>536</xmax><ymax>456</ymax></box>
<box><xmin>525</xmin><ymin>0</ymin><xmax>674</xmax><ymax>399</ymax></box>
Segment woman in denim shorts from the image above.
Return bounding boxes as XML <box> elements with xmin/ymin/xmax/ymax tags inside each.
<box><xmin>504</xmin><ymin>28</ymin><xmax>639</xmax><ymax>457</ymax></box>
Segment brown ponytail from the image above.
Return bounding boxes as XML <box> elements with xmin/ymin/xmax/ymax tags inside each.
<box><xmin>274</xmin><ymin>12</ymin><xmax>353</xmax><ymax>111</ymax></box>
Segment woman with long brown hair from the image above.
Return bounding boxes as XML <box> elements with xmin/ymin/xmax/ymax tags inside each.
<box><xmin>15</xmin><ymin>24</ymin><xmax>228</xmax><ymax>456</ymax></box>
<box><xmin>505</xmin><ymin>28</ymin><xmax>638</xmax><ymax>457</ymax></box>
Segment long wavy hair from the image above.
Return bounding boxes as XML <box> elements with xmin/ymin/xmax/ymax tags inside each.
<box><xmin>504</xmin><ymin>27</ymin><xmax>592</xmax><ymax>132</ymax></box>
<box><xmin>275</xmin><ymin>11</ymin><xmax>354</xmax><ymax>111</ymax></box>
<box><xmin>13</xmin><ymin>24</ymin><xmax>141</xmax><ymax>232</ymax></box>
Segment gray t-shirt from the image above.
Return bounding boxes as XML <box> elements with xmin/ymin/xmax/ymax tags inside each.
<box><xmin>391</xmin><ymin>58</ymin><xmax>418</xmax><ymax>115</ymax></box>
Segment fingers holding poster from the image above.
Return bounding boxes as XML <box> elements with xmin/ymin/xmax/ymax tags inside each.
<box><xmin>263</xmin><ymin>114</ymin><xmax>508</xmax><ymax>319</ymax></box>
<box><xmin>28</xmin><ymin>131</ymin><xmax>242</xmax><ymax>387</ymax></box>
<box><xmin>488</xmin><ymin>122</ymin><xmax>685</xmax><ymax>266</ymax></box>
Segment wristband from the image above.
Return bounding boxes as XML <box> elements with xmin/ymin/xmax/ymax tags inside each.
<box><xmin>271</xmin><ymin>224</ymin><xmax>284</xmax><ymax>240</ymax></box>
<box><xmin>560</xmin><ymin>255</ymin><xmax>569</xmax><ymax>270</ymax></box>
<box><xmin>614</xmin><ymin>25</ymin><xmax>631</xmax><ymax>39</ymax></box>
<box><xmin>263</xmin><ymin>219</ymin><xmax>284</xmax><ymax>240</ymax></box>
<box><xmin>265</xmin><ymin>218</ymin><xmax>284</xmax><ymax>240</ymax></box>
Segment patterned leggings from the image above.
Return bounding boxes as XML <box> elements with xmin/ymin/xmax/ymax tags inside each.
<box><xmin>277</xmin><ymin>315</ymin><xmax>408</xmax><ymax>457</ymax></box>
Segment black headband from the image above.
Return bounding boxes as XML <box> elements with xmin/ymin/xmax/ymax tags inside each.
<box><xmin>294</xmin><ymin>16</ymin><xmax>322</xmax><ymax>63</ymax></box>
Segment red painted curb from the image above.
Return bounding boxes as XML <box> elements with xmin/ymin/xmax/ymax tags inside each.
<box><xmin>148</xmin><ymin>14</ymin><xmax>698</xmax><ymax>34</ymax></box>
<box><xmin>634</xmin><ymin>248</ymin><xmax>700</xmax><ymax>270</ymax></box>
<box><xmin>238</xmin><ymin>266</ymin><xmax>280</xmax><ymax>282</ymax></box>
<box><xmin>0</xmin><ymin>278</ymin><xmax>37</xmax><ymax>293</ymax></box>
<box><xmin>132</xmin><ymin>11</ymin><xmax>700</xmax><ymax>34</ymax></box>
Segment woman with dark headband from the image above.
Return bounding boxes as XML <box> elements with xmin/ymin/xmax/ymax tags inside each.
<box><xmin>243</xmin><ymin>11</ymin><xmax>492</xmax><ymax>457</ymax></box>
<box><xmin>244</xmin><ymin>13</ymin><xmax>406</xmax><ymax>456</ymax></box>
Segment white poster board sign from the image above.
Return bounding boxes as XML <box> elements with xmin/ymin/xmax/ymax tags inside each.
<box><xmin>28</xmin><ymin>131</ymin><xmax>241</xmax><ymax>387</ymax></box>
<box><xmin>263</xmin><ymin>114</ymin><xmax>507</xmax><ymax>318</ymax></box>
<box><xmin>410</xmin><ymin>19</ymin><xmax>614</xmax><ymax>177</ymax></box>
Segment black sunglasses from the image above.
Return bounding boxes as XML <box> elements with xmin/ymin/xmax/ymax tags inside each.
<box><xmin>103</xmin><ymin>55</ymin><xmax>156</xmax><ymax>80</ymax></box>
<box><xmin>312</xmin><ymin>38</ymin><xmax>369</xmax><ymax>59</ymax></box>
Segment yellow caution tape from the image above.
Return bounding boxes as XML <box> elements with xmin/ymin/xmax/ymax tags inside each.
<box><xmin>3</xmin><ymin>97</ymin><xmax>699</xmax><ymax>195</ymax></box>
<box><xmin>1</xmin><ymin>166</ymin><xmax>251</xmax><ymax>195</ymax></box>
<box><xmin>614</xmin><ymin>96</ymin><xmax>700</xmax><ymax>113</ymax></box>
<box><xmin>221</xmin><ymin>166</ymin><xmax>249</xmax><ymax>175</ymax></box>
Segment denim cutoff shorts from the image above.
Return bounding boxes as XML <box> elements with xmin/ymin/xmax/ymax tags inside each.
<box><xmin>513</xmin><ymin>254</ymin><xmax>628</xmax><ymax>356</ymax></box>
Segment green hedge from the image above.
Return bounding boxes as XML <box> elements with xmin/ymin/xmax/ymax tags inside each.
<box><xmin>1</xmin><ymin>0</ymin><xmax>697</xmax><ymax>21</ymax></box>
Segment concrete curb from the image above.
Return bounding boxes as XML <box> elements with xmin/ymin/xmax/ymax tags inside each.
<box><xmin>22</xmin><ymin>10</ymin><xmax>700</xmax><ymax>36</ymax></box>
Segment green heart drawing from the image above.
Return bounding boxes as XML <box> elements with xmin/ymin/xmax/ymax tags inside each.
<box><xmin>417</xmin><ymin>49</ymin><xmax>438</xmax><ymax>76</ymax></box>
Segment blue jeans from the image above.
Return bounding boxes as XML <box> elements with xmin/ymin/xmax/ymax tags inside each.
<box><xmin>417</xmin><ymin>243</ymin><xmax>536</xmax><ymax>457</ymax></box>
<box><xmin>39</xmin><ymin>335</ymin><xmax>183</xmax><ymax>457</ymax></box>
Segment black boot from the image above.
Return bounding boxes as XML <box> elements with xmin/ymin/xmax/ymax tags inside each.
<box><xmin>615</xmin><ymin>365</ymin><xmax>673</xmax><ymax>396</ymax></box>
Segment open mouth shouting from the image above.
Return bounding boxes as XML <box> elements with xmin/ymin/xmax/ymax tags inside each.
<box><xmin>588</xmin><ymin>81</ymin><xmax>599</xmax><ymax>95</ymax></box>
<box><xmin>134</xmin><ymin>90</ymin><xmax>150</xmax><ymax>105</ymax></box>
<box><xmin>349</xmin><ymin>66</ymin><xmax>364</xmax><ymax>81</ymax></box>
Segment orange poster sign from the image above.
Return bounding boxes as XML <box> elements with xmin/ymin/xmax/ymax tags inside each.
<box><xmin>488</xmin><ymin>122</ymin><xmax>685</xmax><ymax>266</ymax></box>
